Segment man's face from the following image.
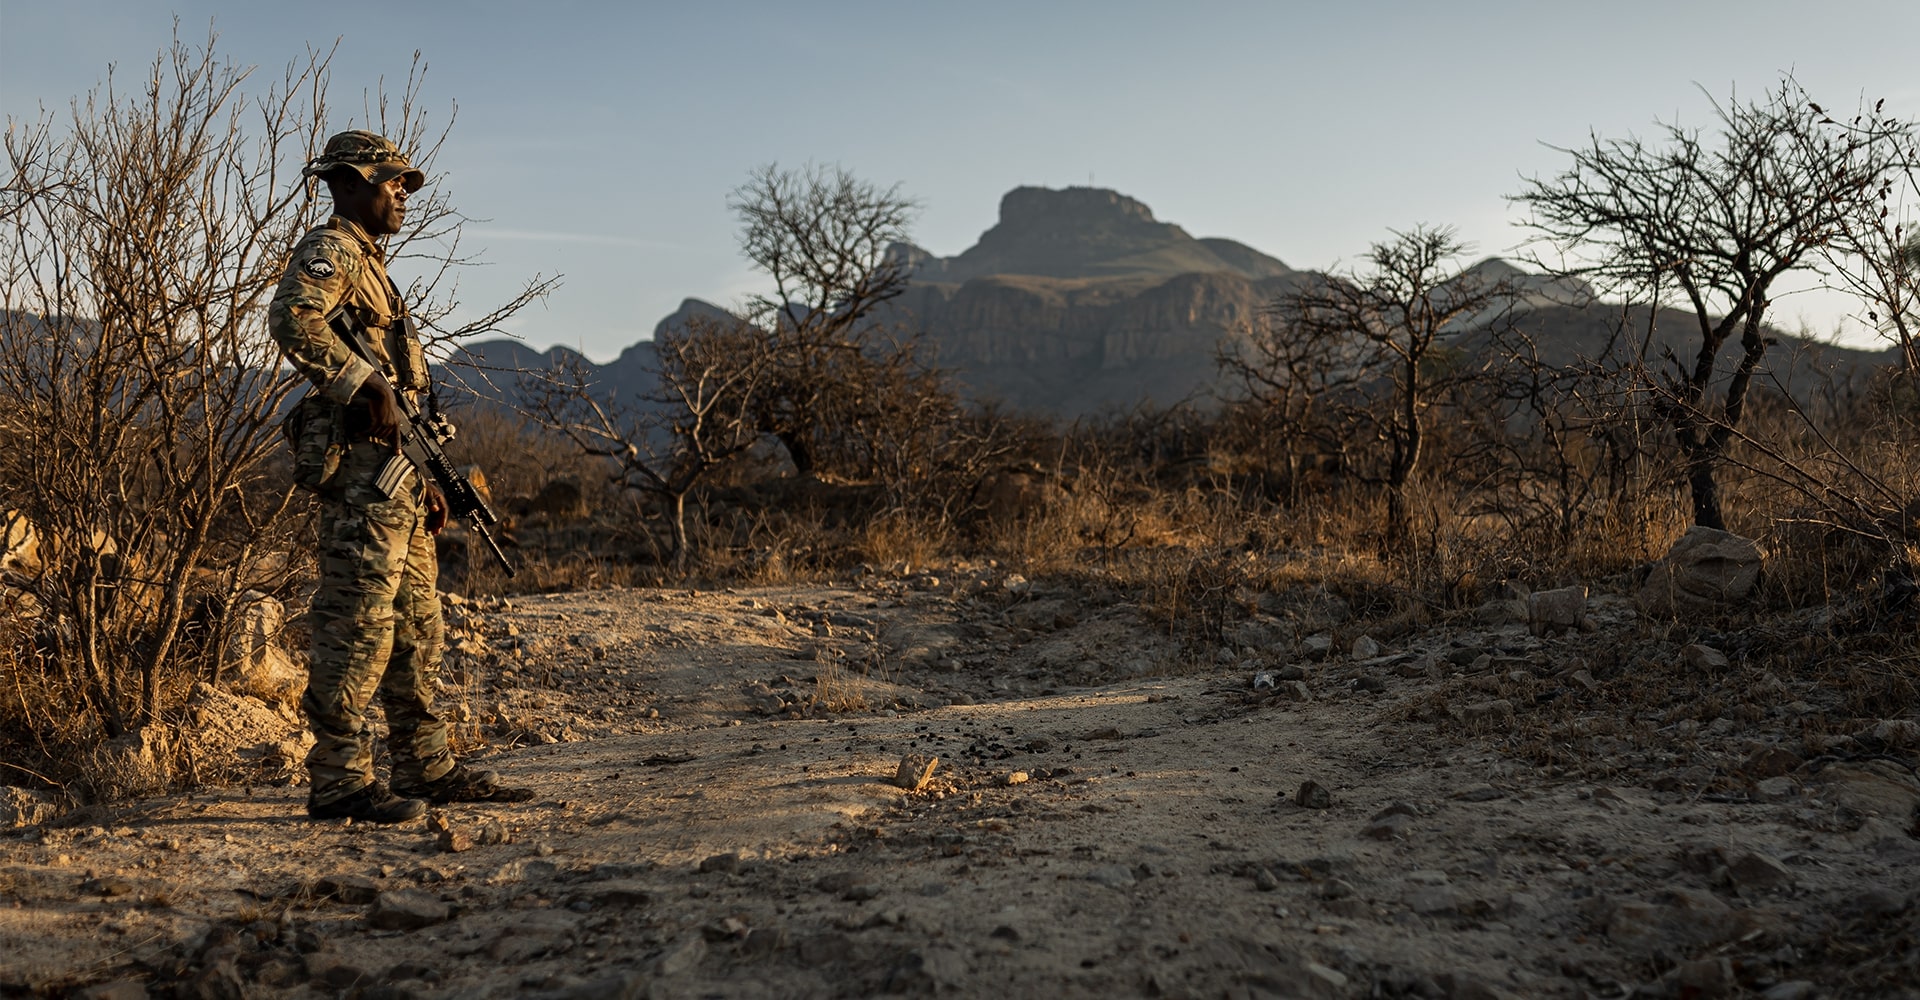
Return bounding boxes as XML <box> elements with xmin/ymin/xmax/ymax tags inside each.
<box><xmin>333</xmin><ymin>171</ymin><xmax>409</xmax><ymax>237</ymax></box>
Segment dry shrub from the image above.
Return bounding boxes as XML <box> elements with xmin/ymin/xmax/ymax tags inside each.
<box><xmin>858</xmin><ymin>512</ymin><xmax>952</xmax><ymax>571</ymax></box>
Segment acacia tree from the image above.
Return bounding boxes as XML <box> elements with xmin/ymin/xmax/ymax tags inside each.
<box><xmin>1264</xmin><ymin>227</ymin><xmax>1516</xmax><ymax>548</ymax></box>
<box><xmin>0</xmin><ymin>31</ymin><xmax>548</xmax><ymax>787</ymax></box>
<box><xmin>1515</xmin><ymin>78</ymin><xmax>1911</xmax><ymax>530</ymax></box>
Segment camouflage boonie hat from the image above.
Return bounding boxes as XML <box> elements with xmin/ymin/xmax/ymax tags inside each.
<box><xmin>302</xmin><ymin>130</ymin><xmax>426</xmax><ymax>192</ymax></box>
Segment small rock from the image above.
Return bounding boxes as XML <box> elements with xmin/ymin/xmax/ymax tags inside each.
<box><xmin>1753</xmin><ymin>776</ymin><xmax>1796</xmax><ymax>801</ymax></box>
<box><xmin>583</xmin><ymin>881</ymin><xmax>654</xmax><ymax>907</ymax></box>
<box><xmin>1681</xmin><ymin>643</ymin><xmax>1731</xmax><ymax>673</ymax></box>
<box><xmin>1350</xmin><ymin>635</ymin><xmax>1381</xmax><ymax>660</ymax></box>
<box><xmin>315</xmin><ymin>874</ymin><xmax>381</xmax><ymax>904</ymax></box>
<box><xmin>1742</xmin><ymin>745</ymin><xmax>1802</xmax><ymax>778</ymax></box>
<box><xmin>1726</xmin><ymin>851</ymin><xmax>1795</xmax><ymax>891</ymax></box>
<box><xmin>1474</xmin><ymin>598</ymin><xmax>1530</xmax><ymax>626</ymax></box>
<box><xmin>1761</xmin><ymin>983</ymin><xmax>1817</xmax><ymax>1000</ymax></box>
<box><xmin>1293</xmin><ymin>780</ymin><xmax>1332</xmax><ymax>809</ymax></box>
<box><xmin>1301</xmin><ymin>634</ymin><xmax>1334</xmax><ymax>660</ymax></box>
<box><xmin>1253</xmin><ymin>868</ymin><xmax>1280</xmax><ymax>892</ymax></box>
<box><xmin>1661</xmin><ymin>957</ymin><xmax>1736</xmax><ymax>998</ymax></box>
<box><xmin>1082</xmin><ymin>727</ymin><xmax>1123</xmax><ymax>741</ymax></box>
<box><xmin>1086</xmin><ymin>864</ymin><xmax>1136</xmax><ymax>890</ymax></box>
<box><xmin>1528</xmin><ymin>585</ymin><xmax>1587</xmax><ymax>636</ymax></box>
<box><xmin>305</xmin><ymin>952</ymin><xmax>380</xmax><ymax>990</ymax></box>
<box><xmin>437</xmin><ymin>829</ymin><xmax>474</xmax><ymax>853</ymax></box>
<box><xmin>1397</xmin><ymin>656</ymin><xmax>1439</xmax><ymax>679</ymax></box>
<box><xmin>489</xmin><ymin>927</ymin><xmax>570</xmax><ymax>963</ymax></box>
<box><xmin>1404</xmin><ymin>887</ymin><xmax>1461</xmax><ymax>915</ymax></box>
<box><xmin>813</xmin><ymin>872</ymin><xmax>868</xmax><ymax>895</ymax></box>
<box><xmin>1451</xmin><ymin>783</ymin><xmax>1505</xmax><ymax>802</ymax></box>
<box><xmin>1850</xmin><ymin>887</ymin><xmax>1909</xmax><ymax>916</ymax></box>
<box><xmin>892</xmin><ymin>754</ymin><xmax>938</xmax><ymax>791</ymax></box>
<box><xmin>1372</xmin><ymin>801</ymin><xmax>1419</xmax><ymax>820</ymax></box>
<box><xmin>1459</xmin><ymin>699</ymin><xmax>1514</xmax><ymax>733</ymax></box>
<box><xmin>367</xmin><ymin>890</ymin><xmax>450</xmax><ymax>931</ymax></box>
<box><xmin>1004</xmin><ymin>771</ymin><xmax>1030</xmax><ymax>786</ymax></box>
<box><xmin>1301</xmin><ymin>963</ymin><xmax>1349</xmax><ymax>996</ymax></box>
<box><xmin>654</xmin><ymin>935</ymin><xmax>707</xmax><ymax>977</ymax></box>
<box><xmin>698</xmin><ymin>852</ymin><xmax>742</xmax><ymax>875</ymax></box>
<box><xmin>1319</xmin><ymin>879</ymin><xmax>1354</xmax><ymax>900</ymax></box>
<box><xmin>795</xmin><ymin>932</ymin><xmax>854</xmax><ymax>967</ymax></box>
<box><xmin>1362</xmin><ymin>813</ymin><xmax>1414</xmax><ymax>840</ymax></box>
<box><xmin>80</xmin><ymin>876</ymin><xmax>134</xmax><ymax>897</ymax></box>
<box><xmin>1866</xmin><ymin>718</ymin><xmax>1920</xmax><ymax>747</ymax></box>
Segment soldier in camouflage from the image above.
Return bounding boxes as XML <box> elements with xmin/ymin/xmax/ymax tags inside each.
<box><xmin>270</xmin><ymin>130</ymin><xmax>531</xmax><ymax>823</ymax></box>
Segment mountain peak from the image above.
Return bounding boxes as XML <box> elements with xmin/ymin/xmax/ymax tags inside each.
<box><xmin>995</xmin><ymin>186</ymin><xmax>1161</xmax><ymax>229</ymax></box>
<box><xmin>907</xmin><ymin>185</ymin><xmax>1288</xmax><ymax>284</ymax></box>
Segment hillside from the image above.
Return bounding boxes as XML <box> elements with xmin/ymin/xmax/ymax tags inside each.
<box><xmin>447</xmin><ymin>186</ymin><xmax>1894</xmax><ymax>418</ymax></box>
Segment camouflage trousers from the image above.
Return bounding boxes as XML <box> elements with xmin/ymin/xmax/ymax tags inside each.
<box><xmin>302</xmin><ymin>441</ymin><xmax>453</xmax><ymax>805</ymax></box>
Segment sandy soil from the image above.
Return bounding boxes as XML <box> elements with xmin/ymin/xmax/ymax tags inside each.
<box><xmin>3</xmin><ymin>571</ymin><xmax>1918</xmax><ymax>999</ymax></box>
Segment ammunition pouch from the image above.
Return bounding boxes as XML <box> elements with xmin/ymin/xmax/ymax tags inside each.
<box><xmin>281</xmin><ymin>393</ymin><xmax>346</xmax><ymax>492</ymax></box>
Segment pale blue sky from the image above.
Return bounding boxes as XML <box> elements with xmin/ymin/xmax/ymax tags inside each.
<box><xmin>4</xmin><ymin>1</ymin><xmax>1916</xmax><ymax>358</ymax></box>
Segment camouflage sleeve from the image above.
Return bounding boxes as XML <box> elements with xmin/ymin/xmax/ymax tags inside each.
<box><xmin>267</xmin><ymin>231</ymin><xmax>377</xmax><ymax>404</ymax></box>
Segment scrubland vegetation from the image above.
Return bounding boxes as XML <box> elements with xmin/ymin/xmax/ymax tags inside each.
<box><xmin>2</xmin><ymin>34</ymin><xmax>1918</xmax><ymax>809</ymax></box>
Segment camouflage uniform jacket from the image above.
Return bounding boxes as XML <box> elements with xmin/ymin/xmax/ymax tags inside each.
<box><xmin>268</xmin><ymin>216</ymin><xmax>430</xmax><ymax>403</ymax></box>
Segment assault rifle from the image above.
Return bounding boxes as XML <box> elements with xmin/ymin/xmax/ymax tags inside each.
<box><xmin>326</xmin><ymin>307</ymin><xmax>516</xmax><ymax>577</ymax></box>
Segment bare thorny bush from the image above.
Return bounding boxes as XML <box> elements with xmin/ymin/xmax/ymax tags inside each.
<box><xmin>0</xmin><ymin>31</ymin><xmax>548</xmax><ymax>799</ymax></box>
<box><xmin>525</xmin><ymin>163</ymin><xmax>1027</xmax><ymax>576</ymax></box>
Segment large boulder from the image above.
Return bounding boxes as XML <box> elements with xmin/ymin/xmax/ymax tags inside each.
<box><xmin>1528</xmin><ymin>585</ymin><xmax>1588</xmax><ymax>636</ymax></box>
<box><xmin>1637</xmin><ymin>527</ymin><xmax>1764</xmax><ymax>616</ymax></box>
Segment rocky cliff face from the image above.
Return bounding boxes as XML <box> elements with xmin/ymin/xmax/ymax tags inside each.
<box><xmin>898</xmin><ymin>185</ymin><xmax>1291</xmax><ymax>285</ymax></box>
<box><xmin>451</xmin><ymin>185</ymin><xmax>1891</xmax><ymax>419</ymax></box>
<box><xmin>883</xmin><ymin>186</ymin><xmax>1301</xmax><ymax>412</ymax></box>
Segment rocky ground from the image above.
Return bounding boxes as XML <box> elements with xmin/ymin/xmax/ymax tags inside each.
<box><xmin>3</xmin><ymin>562</ymin><xmax>1919</xmax><ymax>999</ymax></box>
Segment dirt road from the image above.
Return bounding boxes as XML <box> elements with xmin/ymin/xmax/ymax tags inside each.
<box><xmin>3</xmin><ymin>577</ymin><xmax>1917</xmax><ymax>998</ymax></box>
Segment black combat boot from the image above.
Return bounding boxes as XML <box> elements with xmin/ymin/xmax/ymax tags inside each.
<box><xmin>395</xmin><ymin>764</ymin><xmax>534</xmax><ymax>804</ymax></box>
<box><xmin>307</xmin><ymin>781</ymin><xmax>428</xmax><ymax>823</ymax></box>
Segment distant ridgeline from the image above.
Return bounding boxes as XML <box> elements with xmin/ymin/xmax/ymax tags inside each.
<box><xmin>443</xmin><ymin>186</ymin><xmax>1896</xmax><ymax>419</ymax></box>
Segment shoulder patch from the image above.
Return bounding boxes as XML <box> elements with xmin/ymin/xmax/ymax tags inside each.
<box><xmin>303</xmin><ymin>257</ymin><xmax>337</xmax><ymax>279</ymax></box>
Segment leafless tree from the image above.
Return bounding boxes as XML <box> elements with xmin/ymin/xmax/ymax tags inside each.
<box><xmin>0</xmin><ymin>29</ymin><xmax>549</xmax><ymax>786</ymax></box>
<box><xmin>1515</xmin><ymin>77</ymin><xmax>1911</xmax><ymax>530</ymax></box>
<box><xmin>1263</xmin><ymin>226</ymin><xmax>1517</xmax><ymax>548</ymax></box>
<box><xmin>729</xmin><ymin>163</ymin><xmax>923</xmax><ymax>480</ymax></box>
<box><xmin>1216</xmin><ymin>288</ymin><xmax>1371</xmax><ymax>505</ymax></box>
<box><xmin>525</xmin><ymin>314</ymin><xmax>767</xmax><ymax>572</ymax></box>
<box><xmin>1807</xmin><ymin>97</ymin><xmax>1920</xmax><ymax>370</ymax></box>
